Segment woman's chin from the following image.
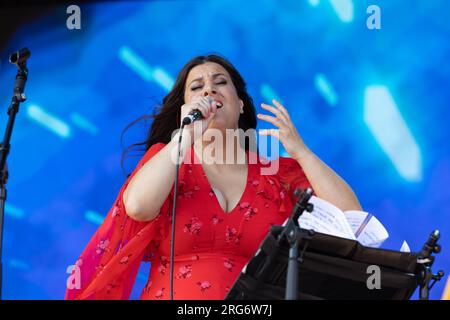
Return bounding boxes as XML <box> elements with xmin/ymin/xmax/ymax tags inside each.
<box><xmin>210</xmin><ymin>116</ymin><xmax>238</xmax><ymax>129</ymax></box>
<box><xmin>208</xmin><ymin>118</ymin><xmax>226</xmax><ymax>129</ymax></box>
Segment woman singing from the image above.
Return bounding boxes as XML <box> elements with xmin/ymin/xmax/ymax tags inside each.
<box><xmin>65</xmin><ymin>54</ymin><xmax>362</xmax><ymax>300</ymax></box>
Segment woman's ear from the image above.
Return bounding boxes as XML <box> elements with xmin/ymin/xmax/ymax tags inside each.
<box><xmin>239</xmin><ymin>100</ymin><xmax>244</xmax><ymax>114</ymax></box>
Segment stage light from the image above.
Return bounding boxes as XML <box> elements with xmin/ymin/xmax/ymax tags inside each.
<box><xmin>314</xmin><ymin>73</ymin><xmax>338</xmax><ymax>106</ymax></box>
<box><xmin>119</xmin><ymin>46</ymin><xmax>153</xmax><ymax>81</ymax></box>
<box><xmin>119</xmin><ymin>46</ymin><xmax>174</xmax><ymax>92</ymax></box>
<box><xmin>152</xmin><ymin>67</ymin><xmax>174</xmax><ymax>92</ymax></box>
<box><xmin>260</xmin><ymin>84</ymin><xmax>283</xmax><ymax>104</ymax></box>
<box><xmin>8</xmin><ymin>259</ymin><xmax>30</xmax><ymax>271</ymax></box>
<box><xmin>364</xmin><ymin>85</ymin><xmax>422</xmax><ymax>182</ymax></box>
<box><xmin>308</xmin><ymin>0</ymin><xmax>320</xmax><ymax>7</ymax></box>
<box><xmin>26</xmin><ymin>104</ymin><xmax>71</xmax><ymax>139</ymax></box>
<box><xmin>5</xmin><ymin>203</ymin><xmax>25</xmax><ymax>219</ymax></box>
<box><xmin>329</xmin><ymin>0</ymin><xmax>354</xmax><ymax>22</ymax></box>
<box><xmin>70</xmin><ymin>112</ymin><xmax>99</xmax><ymax>136</ymax></box>
<box><xmin>84</xmin><ymin>210</ymin><xmax>104</xmax><ymax>225</ymax></box>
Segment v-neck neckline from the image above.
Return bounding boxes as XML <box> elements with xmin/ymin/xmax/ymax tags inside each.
<box><xmin>191</xmin><ymin>145</ymin><xmax>255</xmax><ymax>215</ymax></box>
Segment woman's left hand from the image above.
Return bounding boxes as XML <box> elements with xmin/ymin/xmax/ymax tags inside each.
<box><xmin>257</xmin><ymin>99</ymin><xmax>310</xmax><ymax>161</ymax></box>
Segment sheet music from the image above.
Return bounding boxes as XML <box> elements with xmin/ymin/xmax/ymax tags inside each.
<box><xmin>296</xmin><ymin>196</ymin><xmax>389</xmax><ymax>248</ymax></box>
<box><xmin>298</xmin><ymin>196</ymin><xmax>356</xmax><ymax>240</ymax></box>
<box><xmin>343</xmin><ymin>210</ymin><xmax>369</xmax><ymax>235</ymax></box>
<box><xmin>299</xmin><ymin>211</ymin><xmax>353</xmax><ymax>239</ymax></box>
<box><xmin>355</xmin><ymin>215</ymin><xmax>389</xmax><ymax>247</ymax></box>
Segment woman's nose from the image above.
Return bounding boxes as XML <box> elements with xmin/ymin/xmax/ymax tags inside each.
<box><xmin>202</xmin><ymin>86</ymin><xmax>217</xmax><ymax>97</ymax></box>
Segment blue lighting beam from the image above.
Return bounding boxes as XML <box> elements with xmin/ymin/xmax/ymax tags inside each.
<box><xmin>364</xmin><ymin>85</ymin><xmax>422</xmax><ymax>182</ymax></box>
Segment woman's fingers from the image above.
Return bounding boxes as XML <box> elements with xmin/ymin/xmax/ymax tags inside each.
<box><xmin>260</xmin><ymin>103</ymin><xmax>288</xmax><ymax>124</ymax></box>
<box><xmin>190</xmin><ymin>104</ymin><xmax>207</xmax><ymax>119</ymax></box>
<box><xmin>209</xmin><ymin>101</ymin><xmax>217</xmax><ymax>117</ymax></box>
<box><xmin>257</xmin><ymin>113</ymin><xmax>284</xmax><ymax>128</ymax></box>
<box><xmin>198</xmin><ymin>102</ymin><xmax>210</xmax><ymax>118</ymax></box>
<box><xmin>272</xmin><ymin>99</ymin><xmax>290</xmax><ymax>120</ymax></box>
<box><xmin>202</xmin><ymin>97</ymin><xmax>218</xmax><ymax>118</ymax></box>
<box><xmin>258</xmin><ymin>99</ymin><xmax>308</xmax><ymax>161</ymax></box>
<box><xmin>196</xmin><ymin>97</ymin><xmax>213</xmax><ymax>118</ymax></box>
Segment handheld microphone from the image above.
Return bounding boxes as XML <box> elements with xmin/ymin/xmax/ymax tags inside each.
<box><xmin>182</xmin><ymin>109</ymin><xmax>203</xmax><ymax>126</ymax></box>
<box><xmin>182</xmin><ymin>97</ymin><xmax>221</xmax><ymax>126</ymax></box>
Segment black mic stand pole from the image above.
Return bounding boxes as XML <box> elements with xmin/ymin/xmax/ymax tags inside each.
<box><xmin>0</xmin><ymin>48</ymin><xmax>30</xmax><ymax>300</ymax></box>
<box><xmin>277</xmin><ymin>188</ymin><xmax>315</xmax><ymax>300</ymax></box>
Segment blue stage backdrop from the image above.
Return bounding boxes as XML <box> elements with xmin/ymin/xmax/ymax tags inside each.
<box><xmin>0</xmin><ymin>0</ymin><xmax>448</xmax><ymax>299</ymax></box>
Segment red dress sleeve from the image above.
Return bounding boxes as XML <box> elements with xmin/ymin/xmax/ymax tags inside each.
<box><xmin>279</xmin><ymin>157</ymin><xmax>313</xmax><ymax>193</ymax></box>
<box><xmin>277</xmin><ymin>157</ymin><xmax>314</xmax><ymax>214</ymax></box>
<box><xmin>65</xmin><ymin>142</ymin><xmax>169</xmax><ymax>300</ymax></box>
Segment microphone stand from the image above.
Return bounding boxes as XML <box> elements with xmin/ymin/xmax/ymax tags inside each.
<box><xmin>0</xmin><ymin>48</ymin><xmax>30</xmax><ymax>300</ymax></box>
<box><xmin>417</xmin><ymin>230</ymin><xmax>445</xmax><ymax>300</ymax></box>
<box><xmin>277</xmin><ymin>188</ymin><xmax>315</xmax><ymax>300</ymax></box>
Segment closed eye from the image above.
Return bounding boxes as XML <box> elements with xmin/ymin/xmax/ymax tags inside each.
<box><xmin>190</xmin><ymin>80</ymin><xmax>227</xmax><ymax>91</ymax></box>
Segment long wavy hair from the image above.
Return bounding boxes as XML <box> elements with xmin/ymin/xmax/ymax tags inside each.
<box><xmin>121</xmin><ymin>54</ymin><xmax>257</xmax><ymax>173</ymax></box>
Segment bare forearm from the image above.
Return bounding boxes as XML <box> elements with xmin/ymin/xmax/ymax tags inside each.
<box><xmin>123</xmin><ymin>131</ymin><xmax>192</xmax><ymax>221</ymax></box>
<box><xmin>295</xmin><ymin>150</ymin><xmax>362</xmax><ymax>212</ymax></box>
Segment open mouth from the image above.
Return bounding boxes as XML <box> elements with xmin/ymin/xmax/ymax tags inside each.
<box><xmin>214</xmin><ymin>99</ymin><xmax>223</xmax><ymax>109</ymax></box>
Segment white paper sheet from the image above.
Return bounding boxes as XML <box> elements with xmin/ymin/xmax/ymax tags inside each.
<box><xmin>295</xmin><ymin>196</ymin><xmax>389</xmax><ymax>248</ymax></box>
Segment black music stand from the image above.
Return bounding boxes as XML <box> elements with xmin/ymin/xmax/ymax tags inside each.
<box><xmin>225</xmin><ymin>189</ymin><xmax>443</xmax><ymax>300</ymax></box>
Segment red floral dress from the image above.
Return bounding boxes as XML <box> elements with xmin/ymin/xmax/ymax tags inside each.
<box><xmin>65</xmin><ymin>143</ymin><xmax>312</xmax><ymax>300</ymax></box>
